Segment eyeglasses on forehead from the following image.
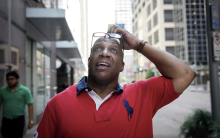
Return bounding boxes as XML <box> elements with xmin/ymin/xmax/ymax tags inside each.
<box><xmin>91</xmin><ymin>32</ymin><xmax>124</xmax><ymax>54</ymax></box>
<box><xmin>93</xmin><ymin>32</ymin><xmax>122</xmax><ymax>38</ymax></box>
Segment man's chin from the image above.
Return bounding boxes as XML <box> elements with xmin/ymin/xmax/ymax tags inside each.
<box><xmin>8</xmin><ymin>83</ymin><xmax>18</xmax><ymax>88</ymax></box>
<box><xmin>94</xmin><ymin>73</ymin><xmax>117</xmax><ymax>81</ymax></box>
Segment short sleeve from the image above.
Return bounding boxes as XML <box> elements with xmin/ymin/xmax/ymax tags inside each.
<box><xmin>24</xmin><ymin>88</ymin><xmax>34</xmax><ymax>104</ymax></box>
<box><xmin>35</xmin><ymin>104</ymin><xmax>56</xmax><ymax>138</ymax></box>
<box><xmin>141</xmin><ymin>76</ymin><xmax>181</xmax><ymax>116</ymax></box>
<box><xmin>0</xmin><ymin>89</ymin><xmax>2</xmax><ymax>104</ymax></box>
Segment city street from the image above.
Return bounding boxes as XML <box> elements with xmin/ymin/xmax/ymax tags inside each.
<box><xmin>153</xmin><ymin>85</ymin><xmax>211</xmax><ymax>138</ymax></box>
<box><xmin>0</xmin><ymin>0</ymin><xmax>218</xmax><ymax>137</ymax></box>
<box><xmin>24</xmin><ymin>85</ymin><xmax>211</xmax><ymax>138</ymax></box>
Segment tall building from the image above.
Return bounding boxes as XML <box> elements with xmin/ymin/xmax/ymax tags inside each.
<box><xmin>173</xmin><ymin>0</ymin><xmax>207</xmax><ymax>65</ymax></box>
<box><xmin>132</xmin><ymin>0</ymin><xmax>176</xmax><ymax>80</ymax></box>
<box><xmin>0</xmin><ymin>0</ymin><xmax>85</xmax><ymax>132</ymax></box>
<box><xmin>115</xmin><ymin>0</ymin><xmax>133</xmax><ymax>33</ymax></box>
<box><xmin>78</xmin><ymin>0</ymin><xmax>89</xmax><ymax>81</ymax></box>
<box><xmin>115</xmin><ymin>0</ymin><xmax>134</xmax><ymax>84</ymax></box>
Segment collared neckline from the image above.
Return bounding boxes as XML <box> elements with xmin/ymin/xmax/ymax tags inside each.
<box><xmin>7</xmin><ymin>83</ymin><xmax>21</xmax><ymax>93</ymax></box>
<box><xmin>76</xmin><ymin>76</ymin><xmax>123</xmax><ymax>95</ymax></box>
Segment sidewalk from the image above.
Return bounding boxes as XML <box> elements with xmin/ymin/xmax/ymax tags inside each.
<box><xmin>153</xmin><ymin>86</ymin><xmax>211</xmax><ymax>138</ymax></box>
<box><xmin>187</xmin><ymin>85</ymin><xmax>210</xmax><ymax>93</ymax></box>
<box><xmin>23</xmin><ymin>124</ymin><xmax>38</xmax><ymax>138</ymax></box>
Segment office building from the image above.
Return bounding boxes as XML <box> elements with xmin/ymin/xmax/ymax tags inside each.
<box><xmin>132</xmin><ymin>0</ymin><xmax>175</xmax><ymax>80</ymax></box>
<box><xmin>173</xmin><ymin>0</ymin><xmax>207</xmax><ymax>65</ymax></box>
<box><xmin>115</xmin><ymin>0</ymin><xmax>134</xmax><ymax>84</ymax></box>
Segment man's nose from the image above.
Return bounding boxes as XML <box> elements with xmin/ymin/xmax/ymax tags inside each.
<box><xmin>100</xmin><ymin>47</ymin><xmax>110</xmax><ymax>57</ymax></box>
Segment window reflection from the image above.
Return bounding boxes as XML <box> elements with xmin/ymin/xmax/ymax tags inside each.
<box><xmin>36</xmin><ymin>42</ymin><xmax>51</xmax><ymax>115</ymax></box>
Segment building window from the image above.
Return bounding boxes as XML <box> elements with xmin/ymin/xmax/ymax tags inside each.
<box><xmin>147</xmin><ymin>4</ymin><xmax>151</xmax><ymax>16</ymax></box>
<box><xmin>164</xmin><ymin>10</ymin><xmax>173</xmax><ymax>22</ymax></box>
<box><xmin>36</xmin><ymin>42</ymin><xmax>51</xmax><ymax>115</ymax></box>
<box><xmin>165</xmin><ymin>28</ymin><xmax>174</xmax><ymax>40</ymax></box>
<box><xmin>153</xmin><ymin>0</ymin><xmax>157</xmax><ymax>10</ymax></box>
<box><xmin>154</xmin><ymin>30</ymin><xmax>159</xmax><ymax>44</ymax></box>
<box><xmin>143</xmin><ymin>2</ymin><xmax>145</xmax><ymax>7</ymax></box>
<box><xmin>153</xmin><ymin>13</ymin><xmax>158</xmax><ymax>26</ymax></box>
<box><xmin>148</xmin><ymin>35</ymin><xmax>152</xmax><ymax>45</ymax></box>
<box><xmin>164</xmin><ymin>0</ymin><xmax>172</xmax><ymax>4</ymax></box>
<box><xmin>11</xmin><ymin>51</ymin><xmax>17</xmax><ymax>65</ymax></box>
<box><xmin>148</xmin><ymin>20</ymin><xmax>151</xmax><ymax>31</ymax></box>
<box><xmin>0</xmin><ymin>50</ymin><xmax>4</xmax><ymax>64</ymax></box>
<box><xmin>166</xmin><ymin>46</ymin><xmax>174</xmax><ymax>55</ymax></box>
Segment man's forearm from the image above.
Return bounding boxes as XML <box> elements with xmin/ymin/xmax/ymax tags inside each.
<box><xmin>141</xmin><ymin>43</ymin><xmax>190</xmax><ymax>79</ymax></box>
<box><xmin>140</xmin><ymin>43</ymin><xmax>195</xmax><ymax>93</ymax></box>
<box><xmin>28</xmin><ymin>104</ymin><xmax>33</xmax><ymax>121</ymax></box>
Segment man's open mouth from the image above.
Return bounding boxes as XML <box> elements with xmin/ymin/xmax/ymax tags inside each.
<box><xmin>96</xmin><ymin>62</ymin><xmax>109</xmax><ymax>67</ymax></box>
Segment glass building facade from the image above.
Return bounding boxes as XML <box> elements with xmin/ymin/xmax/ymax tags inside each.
<box><xmin>173</xmin><ymin>0</ymin><xmax>207</xmax><ymax>65</ymax></box>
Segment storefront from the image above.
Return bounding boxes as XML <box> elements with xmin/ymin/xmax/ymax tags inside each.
<box><xmin>0</xmin><ymin>0</ymin><xmax>85</xmax><ymax>132</ymax></box>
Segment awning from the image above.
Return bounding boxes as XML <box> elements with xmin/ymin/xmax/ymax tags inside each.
<box><xmin>56</xmin><ymin>41</ymin><xmax>80</xmax><ymax>59</ymax></box>
<box><xmin>26</xmin><ymin>8</ymin><xmax>73</xmax><ymax>41</ymax></box>
<box><xmin>55</xmin><ymin>41</ymin><xmax>86</xmax><ymax>71</ymax></box>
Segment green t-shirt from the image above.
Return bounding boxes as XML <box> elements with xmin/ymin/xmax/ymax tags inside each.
<box><xmin>0</xmin><ymin>83</ymin><xmax>34</xmax><ymax>118</ymax></box>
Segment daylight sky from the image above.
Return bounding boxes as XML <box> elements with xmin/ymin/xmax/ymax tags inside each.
<box><xmin>87</xmin><ymin>0</ymin><xmax>116</xmax><ymax>48</ymax></box>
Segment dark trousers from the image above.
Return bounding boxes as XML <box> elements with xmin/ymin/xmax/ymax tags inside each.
<box><xmin>1</xmin><ymin>115</ymin><xmax>25</xmax><ymax>138</ymax></box>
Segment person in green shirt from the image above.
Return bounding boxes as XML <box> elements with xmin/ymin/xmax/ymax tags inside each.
<box><xmin>0</xmin><ymin>71</ymin><xmax>34</xmax><ymax>138</ymax></box>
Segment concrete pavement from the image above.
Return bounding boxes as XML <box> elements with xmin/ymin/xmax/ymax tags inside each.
<box><xmin>23</xmin><ymin>124</ymin><xmax>38</xmax><ymax>138</ymax></box>
<box><xmin>23</xmin><ymin>85</ymin><xmax>211</xmax><ymax>138</ymax></box>
<box><xmin>153</xmin><ymin>85</ymin><xmax>211</xmax><ymax>138</ymax></box>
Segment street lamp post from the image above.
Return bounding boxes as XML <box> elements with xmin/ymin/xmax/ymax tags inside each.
<box><xmin>206</xmin><ymin>0</ymin><xmax>220</xmax><ymax>121</ymax></box>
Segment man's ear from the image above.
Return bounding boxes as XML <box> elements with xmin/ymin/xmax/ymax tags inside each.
<box><xmin>120</xmin><ymin>62</ymin><xmax>125</xmax><ymax>72</ymax></box>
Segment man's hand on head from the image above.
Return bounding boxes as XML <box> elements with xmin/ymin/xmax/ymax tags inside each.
<box><xmin>107</xmin><ymin>25</ymin><xmax>141</xmax><ymax>50</ymax></box>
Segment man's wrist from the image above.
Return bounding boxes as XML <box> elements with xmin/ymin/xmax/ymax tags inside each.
<box><xmin>29</xmin><ymin>120</ymin><xmax>34</xmax><ymax>124</ymax></box>
<box><xmin>136</xmin><ymin>40</ymin><xmax>148</xmax><ymax>53</ymax></box>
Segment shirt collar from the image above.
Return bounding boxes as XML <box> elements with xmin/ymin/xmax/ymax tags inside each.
<box><xmin>7</xmin><ymin>83</ymin><xmax>21</xmax><ymax>92</ymax></box>
<box><xmin>76</xmin><ymin>76</ymin><xmax>123</xmax><ymax>95</ymax></box>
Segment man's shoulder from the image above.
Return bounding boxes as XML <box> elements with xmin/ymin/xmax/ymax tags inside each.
<box><xmin>0</xmin><ymin>86</ymin><xmax>8</xmax><ymax>89</ymax></box>
<box><xmin>19</xmin><ymin>84</ymin><xmax>31</xmax><ymax>92</ymax></box>
<box><xmin>0</xmin><ymin>86</ymin><xmax>8</xmax><ymax>92</ymax></box>
<box><xmin>48</xmin><ymin>84</ymin><xmax>77</xmax><ymax>105</ymax></box>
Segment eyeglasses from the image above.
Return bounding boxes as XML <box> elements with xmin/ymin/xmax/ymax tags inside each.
<box><xmin>91</xmin><ymin>32</ymin><xmax>124</xmax><ymax>55</ymax></box>
<box><xmin>7</xmin><ymin>78</ymin><xmax>15</xmax><ymax>81</ymax></box>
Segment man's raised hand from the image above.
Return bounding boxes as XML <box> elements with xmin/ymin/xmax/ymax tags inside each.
<box><xmin>107</xmin><ymin>25</ymin><xmax>141</xmax><ymax>50</ymax></box>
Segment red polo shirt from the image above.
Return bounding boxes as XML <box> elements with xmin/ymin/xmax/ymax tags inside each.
<box><xmin>35</xmin><ymin>76</ymin><xmax>180</xmax><ymax>138</ymax></box>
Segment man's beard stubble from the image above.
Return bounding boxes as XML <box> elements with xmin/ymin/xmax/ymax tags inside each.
<box><xmin>9</xmin><ymin>82</ymin><xmax>18</xmax><ymax>88</ymax></box>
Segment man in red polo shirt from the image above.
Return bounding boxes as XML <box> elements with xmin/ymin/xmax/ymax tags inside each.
<box><xmin>34</xmin><ymin>25</ymin><xmax>195</xmax><ymax>138</ymax></box>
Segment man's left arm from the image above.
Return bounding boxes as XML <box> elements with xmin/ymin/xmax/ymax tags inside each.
<box><xmin>24</xmin><ymin>88</ymin><xmax>34</xmax><ymax>128</ymax></box>
<box><xmin>28</xmin><ymin>104</ymin><xmax>33</xmax><ymax>128</ymax></box>
<box><xmin>108</xmin><ymin>25</ymin><xmax>196</xmax><ymax>94</ymax></box>
<box><xmin>139</xmin><ymin>42</ymin><xmax>196</xmax><ymax>94</ymax></box>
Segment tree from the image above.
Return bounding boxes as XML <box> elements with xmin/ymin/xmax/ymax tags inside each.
<box><xmin>146</xmin><ymin>69</ymin><xmax>154</xmax><ymax>79</ymax></box>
